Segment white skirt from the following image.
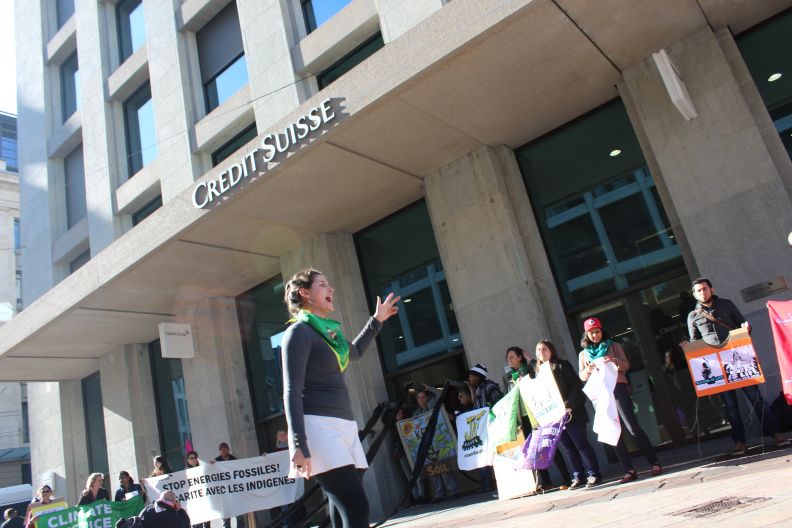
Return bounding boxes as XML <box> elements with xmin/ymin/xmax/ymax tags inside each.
<box><xmin>289</xmin><ymin>415</ymin><xmax>368</xmax><ymax>478</ymax></box>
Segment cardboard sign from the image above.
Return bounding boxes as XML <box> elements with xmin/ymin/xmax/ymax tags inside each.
<box><xmin>492</xmin><ymin>446</ymin><xmax>537</xmax><ymax>501</ymax></box>
<box><xmin>682</xmin><ymin>328</ymin><xmax>765</xmax><ymax>397</ymax></box>
<box><xmin>517</xmin><ymin>367</ymin><xmax>566</xmax><ymax>427</ymax></box>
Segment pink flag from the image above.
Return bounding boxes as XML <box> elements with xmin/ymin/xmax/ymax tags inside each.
<box><xmin>185</xmin><ymin>438</ymin><xmax>193</xmax><ymax>453</ymax></box>
<box><xmin>768</xmin><ymin>300</ymin><xmax>792</xmax><ymax>404</ymax></box>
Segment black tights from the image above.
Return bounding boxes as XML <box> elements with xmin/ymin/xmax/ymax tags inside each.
<box><xmin>314</xmin><ymin>465</ymin><xmax>369</xmax><ymax>528</ymax></box>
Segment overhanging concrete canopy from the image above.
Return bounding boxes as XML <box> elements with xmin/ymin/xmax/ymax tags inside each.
<box><xmin>1</xmin><ymin>0</ymin><xmax>783</xmax><ymax>381</ymax></box>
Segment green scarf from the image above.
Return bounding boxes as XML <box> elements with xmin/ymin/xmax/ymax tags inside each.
<box><xmin>510</xmin><ymin>362</ymin><xmax>531</xmax><ymax>382</ymax></box>
<box><xmin>585</xmin><ymin>338</ymin><xmax>613</xmax><ymax>362</ymax></box>
<box><xmin>296</xmin><ymin>309</ymin><xmax>350</xmax><ymax>372</ymax></box>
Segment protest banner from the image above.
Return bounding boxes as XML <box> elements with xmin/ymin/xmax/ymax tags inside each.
<box><xmin>36</xmin><ymin>497</ymin><xmax>143</xmax><ymax>528</ymax></box>
<box><xmin>768</xmin><ymin>300</ymin><xmax>792</xmax><ymax>404</ymax></box>
<box><xmin>517</xmin><ymin>367</ymin><xmax>566</xmax><ymax>427</ymax></box>
<box><xmin>488</xmin><ymin>388</ymin><xmax>520</xmax><ymax>450</ymax></box>
<box><xmin>28</xmin><ymin>498</ymin><xmax>68</xmax><ymax>524</ymax></box>
<box><xmin>396</xmin><ymin>408</ymin><xmax>457</xmax><ymax>477</ymax></box>
<box><xmin>492</xmin><ymin>446</ymin><xmax>536</xmax><ymax>501</ymax></box>
<box><xmin>682</xmin><ymin>328</ymin><xmax>765</xmax><ymax>397</ymax></box>
<box><xmin>455</xmin><ymin>407</ymin><xmax>491</xmax><ymax>470</ymax></box>
<box><xmin>142</xmin><ymin>451</ymin><xmax>302</xmax><ymax>525</ymax></box>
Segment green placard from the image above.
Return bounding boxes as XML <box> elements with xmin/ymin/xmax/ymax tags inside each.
<box><xmin>37</xmin><ymin>496</ymin><xmax>144</xmax><ymax>528</ymax></box>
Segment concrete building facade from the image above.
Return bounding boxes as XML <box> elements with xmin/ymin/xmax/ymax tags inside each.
<box><xmin>7</xmin><ymin>0</ymin><xmax>792</xmax><ymax>520</ymax></box>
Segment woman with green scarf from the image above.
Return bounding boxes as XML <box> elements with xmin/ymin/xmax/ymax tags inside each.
<box><xmin>281</xmin><ymin>268</ymin><xmax>400</xmax><ymax>528</ymax></box>
<box><xmin>578</xmin><ymin>317</ymin><xmax>662</xmax><ymax>484</ymax></box>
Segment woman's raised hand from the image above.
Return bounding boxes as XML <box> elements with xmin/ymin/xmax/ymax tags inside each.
<box><xmin>374</xmin><ymin>292</ymin><xmax>401</xmax><ymax>323</ymax></box>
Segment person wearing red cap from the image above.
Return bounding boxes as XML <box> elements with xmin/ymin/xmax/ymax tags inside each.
<box><xmin>578</xmin><ymin>317</ymin><xmax>662</xmax><ymax>484</ymax></box>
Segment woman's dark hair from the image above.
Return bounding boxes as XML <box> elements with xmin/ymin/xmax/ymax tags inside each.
<box><xmin>284</xmin><ymin>268</ymin><xmax>324</xmax><ymax>316</ymax></box>
<box><xmin>185</xmin><ymin>451</ymin><xmax>199</xmax><ymax>465</ymax></box>
<box><xmin>580</xmin><ymin>327</ymin><xmax>611</xmax><ymax>349</ymax></box>
<box><xmin>536</xmin><ymin>340</ymin><xmax>561</xmax><ymax>364</ymax></box>
<box><xmin>153</xmin><ymin>455</ymin><xmax>172</xmax><ymax>473</ymax></box>
<box><xmin>118</xmin><ymin>471</ymin><xmax>134</xmax><ymax>485</ymax></box>
<box><xmin>505</xmin><ymin>346</ymin><xmax>528</xmax><ymax>366</ymax></box>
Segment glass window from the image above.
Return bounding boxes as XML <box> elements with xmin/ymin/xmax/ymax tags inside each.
<box><xmin>132</xmin><ymin>195</ymin><xmax>163</xmax><ymax>226</ymax></box>
<box><xmin>64</xmin><ymin>144</ymin><xmax>86</xmax><ymax>229</ymax></box>
<box><xmin>69</xmin><ymin>249</ymin><xmax>90</xmax><ymax>274</ymax></box>
<box><xmin>355</xmin><ymin>201</ymin><xmax>462</xmax><ymax>373</ymax></box>
<box><xmin>317</xmin><ymin>33</ymin><xmax>384</xmax><ymax>89</ymax></box>
<box><xmin>117</xmin><ymin>0</ymin><xmax>146</xmax><ymax>63</ymax></box>
<box><xmin>149</xmin><ymin>341</ymin><xmax>192</xmax><ymax>471</ymax></box>
<box><xmin>13</xmin><ymin>218</ymin><xmax>20</xmax><ymax>251</ymax></box>
<box><xmin>737</xmin><ymin>11</ymin><xmax>792</xmax><ymax>161</ymax></box>
<box><xmin>16</xmin><ymin>270</ymin><xmax>22</xmax><ymax>313</ymax></box>
<box><xmin>124</xmin><ymin>83</ymin><xmax>157</xmax><ymax>177</ymax></box>
<box><xmin>515</xmin><ymin>100</ymin><xmax>684</xmax><ymax>309</ymax></box>
<box><xmin>212</xmin><ymin>124</ymin><xmax>257</xmax><ymax>166</ymax></box>
<box><xmin>61</xmin><ymin>52</ymin><xmax>80</xmax><ymax>122</ymax></box>
<box><xmin>56</xmin><ymin>0</ymin><xmax>74</xmax><ymax>29</ymax></box>
<box><xmin>301</xmin><ymin>0</ymin><xmax>353</xmax><ymax>34</ymax></box>
<box><xmin>196</xmin><ymin>2</ymin><xmax>247</xmax><ymax>112</ymax></box>
<box><xmin>81</xmin><ymin>372</ymin><xmax>109</xmax><ymax>476</ymax></box>
<box><xmin>22</xmin><ymin>464</ymin><xmax>32</xmax><ymax>485</ymax></box>
<box><xmin>21</xmin><ymin>400</ymin><xmax>30</xmax><ymax>444</ymax></box>
<box><xmin>0</xmin><ymin>113</ymin><xmax>17</xmax><ymax>172</ymax></box>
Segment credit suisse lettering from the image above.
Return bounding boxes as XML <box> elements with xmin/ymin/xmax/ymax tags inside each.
<box><xmin>192</xmin><ymin>98</ymin><xmax>336</xmax><ymax>208</ymax></box>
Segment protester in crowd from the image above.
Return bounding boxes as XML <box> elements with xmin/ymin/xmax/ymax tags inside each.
<box><xmin>411</xmin><ymin>385</ymin><xmax>457</xmax><ymax>502</ymax></box>
<box><xmin>467</xmin><ymin>364</ymin><xmax>504</xmax><ymax>409</ymax></box>
<box><xmin>213</xmin><ymin>443</ymin><xmax>245</xmax><ymax>528</ymax></box>
<box><xmin>504</xmin><ymin>347</ymin><xmax>570</xmax><ymax>493</ymax></box>
<box><xmin>579</xmin><ymin>317</ymin><xmax>662</xmax><ymax>483</ymax></box>
<box><xmin>141</xmin><ymin>491</ymin><xmax>190</xmax><ymax>528</ymax></box>
<box><xmin>685</xmin><ymin>277</ymin><xmax>790</xmax><ymax>455</ymax></box>
<box><xmin>535</xmin><ymin>340</ymin><xmax>600</xmax><ymax>489</ymax></box>
<box><xmin>114</xmin><ymin>471</ymin><xmax>145</xmax><ymax>502</ymax></box>
<box><xmin>269</xmin><ymin>430</ymin><xmax>306</xmax><ymax>528</ymax></box>
<box><xmin>456</xmin><ymin>384</ymin><xmax>474</xmax><ymax>416</ymax></box>
<box><xmin>23</xmin><ymin>484</ymin><xmax>56</xmax><ymax>528</ymax></box>
<box><xmin>2</xmin><ymin>509</ymin><xmax>23</xmax><ymax>528</ymax></box>
<box><xmin>150</xmin><ymin>455</ymin><xmax>172</xmax><ymax>477</ymax></box>
<box><xmin>184</xmin><ymin>451</ymin><xmax>210</xmax><ymax>528</ymax></box>
<box><xmin>78</xmin><ymin>473</ymin><xmax>110</xmax><ymax>505</ymax></box>
<box><xmin>282</xmin><ymin>268</ymin><xmax>399</xmax><ymax>528</ymax></box>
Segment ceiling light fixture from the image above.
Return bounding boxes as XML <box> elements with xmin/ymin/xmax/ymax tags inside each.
<box><xmin>768</xmin><ymin>73</ymin><xmax>782</xmax><ymax>82</ymax></box>
<box><xmin>609</xmin><ymin>149</ymin><xmax>622</xmax><ymax>157</ymax></box>
<box><xmin>403</xmin><ymin>298</ymin><xmax>412</xmax><ymax>303</ymax></box>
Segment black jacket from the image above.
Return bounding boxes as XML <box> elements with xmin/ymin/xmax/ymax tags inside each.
<box><xmin>687</xmin><ymin>295</ymin><xmax>745</xmax><ymax>346</ymax></box>
<box><xmin>78</xmin><ymin>488</ymin><xmax>110</xmax><ymax>506</ymax></box>
<box><xmin>141</xmin><ymin>501</ymin><xmax>191</xmax><ymax>528</ymax></box>
<box><xmin>544</xmin><ymin>360</ymin><xmax>589</xmax><ymax>425</ymax></box>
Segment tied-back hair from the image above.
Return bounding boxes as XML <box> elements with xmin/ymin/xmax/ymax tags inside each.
<box><xmin>118</xmin><ymin>471</ymin><xmax>134</xmax><ymax>485</ymax></box>
<box><xmin>153</xmin><ymin>455</ymin><xmax>172</xmax><ymax>474</ymax></box>
<box><xmin>536</xmin><ymin>340</ymin><xmax>560</xmax><ymax>365</ymax></box>
<box><xmin>284</xmin><ymin>268</ymin><xmax>324</xmax><ymax>317</ymax></box>
<box><xmin>505</xmin><ymin>346</ymin><xmax>528</xmax><ymax>366</ymax></box>
<box><xmin>580</xmin><ymin>327</ymin><xmax>611</xmax><ymax>349</ymax></box>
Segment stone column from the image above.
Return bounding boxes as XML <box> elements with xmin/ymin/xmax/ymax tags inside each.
<box><xmin>280</xmin><ymin>233</ymin><xmax>402</xmax><ymax>519</ymax></box>
<box><xmin>99</xmin><ymin>344</ymin><xmax>161</xmax><ymax>482</ymax></box>
<box><xmin>424</xmin><ymin>144</ymin><xmax>575</xmax><ymax>371</ymax></box>
<box><xmin>28</xmin><ymin>381</ymin><xmax>89</xmax><ymax>504</ymax></box>
<box><xmin>619</xmin><ymin>27</ymin><xmax>792</xmax><ymax>394</ymax></box>
<box><xmin>178</xmin><ymin>297</ymin><xmax>258</xmax><ymax>459</ymax></box>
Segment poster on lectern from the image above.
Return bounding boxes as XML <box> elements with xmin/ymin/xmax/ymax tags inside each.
<box><xmin>682</xmin><ymin>328</ymin><xmax>765</xmax><ymax>397</ymax></box>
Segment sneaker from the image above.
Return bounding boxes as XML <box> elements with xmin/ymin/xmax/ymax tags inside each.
<box><xmin>585</xmin><ymin>476</ymin><xmax>600</xmax><ymax>489</ymax></box>
<box><xmin>568</xmin><ymin>478</ymin><xmax>583</xmax><ymax>489</ymax></box>
<box><xmin>618</xmin><ymin>470</ymin><xmax>638</xmax><ymax>484</ymax></box>
<box><xmin>729</xmin><ymin>442</ymin><xmax>747</xmax><ymax>456</ymax></box>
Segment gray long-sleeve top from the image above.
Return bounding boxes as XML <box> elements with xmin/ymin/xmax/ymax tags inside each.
<box><xmin>281</xmin><ymin>316</ymin><xmax>382</xmax><ymax>458</ymax></box>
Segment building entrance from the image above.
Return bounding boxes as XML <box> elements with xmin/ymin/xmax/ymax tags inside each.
<box><xmin>577</xmin><ymin>274</ymin><xmax>730</xmax><ymax>450</ymax></box>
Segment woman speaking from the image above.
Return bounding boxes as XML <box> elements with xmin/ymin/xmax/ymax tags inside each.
<box><xmin>282</xmin><ymin>268</ymin><xmax>399</xmax><ymax>528</ymax></box>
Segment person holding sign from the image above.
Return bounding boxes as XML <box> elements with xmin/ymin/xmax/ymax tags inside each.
<box><xmin>535</xmin><ymin>340</ymin><xmax>600</xmax><ymax>489</ymax></box>
<box><xmin>78</xmin><ymin>473</ymin><xmax>110</xmax><ymax>505</ymax></box>
<box><xmin>281</xmin><ymin>269</ymin><xmax>400</xmax><ymax>528</ymax></box>
<box><xmin>579</xmin><ymin>318</ymin><xmax>662</xmax><ymax>483</ymax></box>
<box><xmin>114</xmin><ymin>471</ymin><xmax>145</xmax><ymax>502</ymax></box>
<box><xmin>184</xmin><ymin>451</ymin><xmax>210</xmax><ymax>528</ymax></box>
<box><xmin>686</xmin><ymin>278</ymin><xmax>789</xmax><ymax>456</ymax></box>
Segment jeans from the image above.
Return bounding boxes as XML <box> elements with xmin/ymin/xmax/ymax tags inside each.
<box><xmin>613</xmin><ymin>383</ymin><xmax>658</xmax><ymax>472</ymax></box>
<box><xmin>558</xmin><ymin>422</ymin><xmax>600</xmax><ymax>480</ymax></box>
<box><xmin>720</xmin><ymin>384</ymin><xmax>780</xmax><ymax>444</ymax></box>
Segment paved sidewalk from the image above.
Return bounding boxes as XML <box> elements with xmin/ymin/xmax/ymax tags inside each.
<box><xmin>378</xmin><ymin>439</ymin><xmax>792</xmax><ymax>527</ymax></box>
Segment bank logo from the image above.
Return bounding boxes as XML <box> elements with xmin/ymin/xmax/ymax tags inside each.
<box><xmin>462</xmin><ymin>409</ymin><xmax>486</xmax><ymax>451</ymax></box>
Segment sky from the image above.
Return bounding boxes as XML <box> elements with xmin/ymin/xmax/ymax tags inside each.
<box><xmin>0</xmin><ymin>0</ymin><xmax>16</xmax><ymax>115</ymax></box>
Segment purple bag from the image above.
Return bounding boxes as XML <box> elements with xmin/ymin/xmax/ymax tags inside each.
<box><xmin>520</xmin><ymin>415</ymin><xmax>568</xmax><ymax>470</ymax></box>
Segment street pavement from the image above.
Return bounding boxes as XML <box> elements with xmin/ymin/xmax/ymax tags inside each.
<box><xmin>377</xmin><ymin>436</ymin><xmax>792</xmax><ymax>527</ymax></box>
